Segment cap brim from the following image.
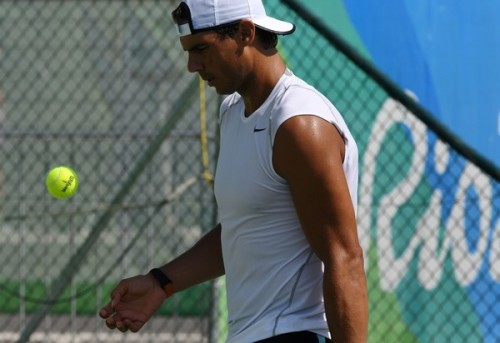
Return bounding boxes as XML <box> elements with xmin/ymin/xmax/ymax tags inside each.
<box><xmin>252</xmin><ymin>16</ymin><xmax>295</xmax><ymax>35</ymax></box>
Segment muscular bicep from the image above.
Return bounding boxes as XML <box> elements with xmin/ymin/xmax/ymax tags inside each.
<box><xmin>272</xmin><ymin>115</ymin><xmax>360</xmax><ymax>265</ymax></box>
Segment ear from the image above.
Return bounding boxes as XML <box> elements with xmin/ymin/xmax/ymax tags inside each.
<box><xmin>238</xmin><ymin>20</ymin><xmax>256</xmax><ymax>45</ymax></box>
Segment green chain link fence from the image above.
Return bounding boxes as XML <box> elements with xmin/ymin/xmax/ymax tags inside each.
<box><xmin>1</xmin><ymin>1</ymin><xmax>498</xmax><ymax>342</ymax></box>
<box><xmin>1</xmin><ymin>1</ymin><xmax>220</xmax><ymax>342</ymax></box>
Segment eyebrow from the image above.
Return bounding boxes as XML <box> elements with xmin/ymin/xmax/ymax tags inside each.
<box><xmin>183</xmin><ymin>43</ymin><xmax>205</xmax><ymax>52</ymax></box>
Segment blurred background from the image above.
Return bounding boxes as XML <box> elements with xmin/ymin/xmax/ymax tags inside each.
<box><xmin>313</xmin><ymin>0</ymin><xmax>500</xmax><ymax>167</ymax></box>
<box><xmin>0</xmin><ymin>1</ymin><xmax>498</xmax><ymax>342</ymax></box>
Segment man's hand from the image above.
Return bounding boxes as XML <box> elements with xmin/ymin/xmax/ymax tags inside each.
<box><xmin>99</xmin><ymin>273</ymin><xmax>167</xmax><ymax>333</ymax></box>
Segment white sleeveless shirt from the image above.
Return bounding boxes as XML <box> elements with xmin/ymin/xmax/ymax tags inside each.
<box><xmin>214</xmin><ymin>69</ymin><xmax>358</xmax><ymax>342</ymax></box>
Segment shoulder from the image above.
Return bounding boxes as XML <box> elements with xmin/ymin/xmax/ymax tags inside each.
<box><xmin>270</xmin><ymin>74</ymin><xmax>344</xmax><ymax>143</ymax></box>
<box><xmin>280</xmin><ymin>73</ymin><xmax>329</xmax><ymax>103</ymax></box>
<box><xmin>274</xmin><ymin>72</ymin><xmax>338</xmax><ymax>122</ymax></box>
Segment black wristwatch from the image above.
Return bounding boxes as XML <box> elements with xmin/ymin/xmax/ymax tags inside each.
<box><xmin>149</xmin><ymin>268</ymin><xmax>174</xmax><ymax>298</ymax></box>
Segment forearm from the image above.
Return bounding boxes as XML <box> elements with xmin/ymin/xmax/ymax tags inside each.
<box><xmin>324</xmin><ymin>252</ymin><xmax>368</xmax><ymax>342</ymax></box>
<box><xmin>158</xmin><ymin>224</ymin><xmax>225</xmax><ymax>293</ymax></box>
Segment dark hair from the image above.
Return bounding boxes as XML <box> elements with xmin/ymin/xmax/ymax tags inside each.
<box><xmin>255</xmin><ymin>27</ymin><xmax>278</xmax><ymax>50</ymax></box>
<box><xmin>213</xmin><ymin>22</ymin><xmax>240</xmax><ymax>38</ymax></box>
<box><xmin>214</xmin><ymin>24</ymin><xmax>278</xmax><ymax>50</ymax></box>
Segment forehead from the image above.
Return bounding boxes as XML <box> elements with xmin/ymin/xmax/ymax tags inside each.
<box><xmin>180</xmin><ymin>31</ymin><xmax>219</xmax><ymax>51</ymax></box>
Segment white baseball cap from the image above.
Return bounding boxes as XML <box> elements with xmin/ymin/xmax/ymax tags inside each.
<box><xmin>172</xmin><ymin>0</ymin><xmax>295</xmax><ymax>37</ymax></box>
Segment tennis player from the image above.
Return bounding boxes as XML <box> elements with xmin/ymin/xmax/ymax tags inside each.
<box><xmin>99</xmin><ymin>0</ymin><xmax>368</xmax><ymax>342</ymax></box>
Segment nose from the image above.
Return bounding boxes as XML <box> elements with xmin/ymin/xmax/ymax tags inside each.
<box><xmin>187</xmin><ymin>53</ymin><xmax>203</xmax><ymax>73</ymax></box>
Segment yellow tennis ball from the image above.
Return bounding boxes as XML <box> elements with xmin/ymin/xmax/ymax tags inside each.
<box><xmin>46</xmin><ymin>166</ymin><xmax>79</xmax><ymax>199</ymax></box>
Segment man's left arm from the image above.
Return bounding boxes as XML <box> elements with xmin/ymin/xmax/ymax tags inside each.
<box><xmin>273</xmin><ymin>115</ymin><xmax>368</xmax><ymax>342</ymax></box>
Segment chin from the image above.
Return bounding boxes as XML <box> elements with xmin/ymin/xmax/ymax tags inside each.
<box><xmin>214</xmin><ymin>86</ymin><xmax>235</xmax><ymax>95</ymax></box>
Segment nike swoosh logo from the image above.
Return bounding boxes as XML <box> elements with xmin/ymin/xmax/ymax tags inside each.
<box><xmin>254</xmin><ymin>128</ymin><xmax>266</xmax><ymax>132</ymax></box>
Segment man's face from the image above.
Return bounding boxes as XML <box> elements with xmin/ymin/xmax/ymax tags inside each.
<box><xmin>180</xmin><ymin>30</ymin><xmax>246</xmax><ymax>95</ymax></box>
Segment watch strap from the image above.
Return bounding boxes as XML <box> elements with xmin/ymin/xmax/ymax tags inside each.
<box><xmin>149</xmin><ymin>268</ymin><xmax>174</xmax><ymax>298</ymax></box>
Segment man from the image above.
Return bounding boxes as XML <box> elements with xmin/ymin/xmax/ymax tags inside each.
<box><xmin>99</xmin><ymin>0</ymin><xmax>368</xmax><ymax>342</ymax></box>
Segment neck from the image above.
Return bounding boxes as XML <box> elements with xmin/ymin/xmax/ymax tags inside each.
<box><xmin>240</xmin><ymin>54</ymin><xmax>286</xmax><ymax>116</ymax></box>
